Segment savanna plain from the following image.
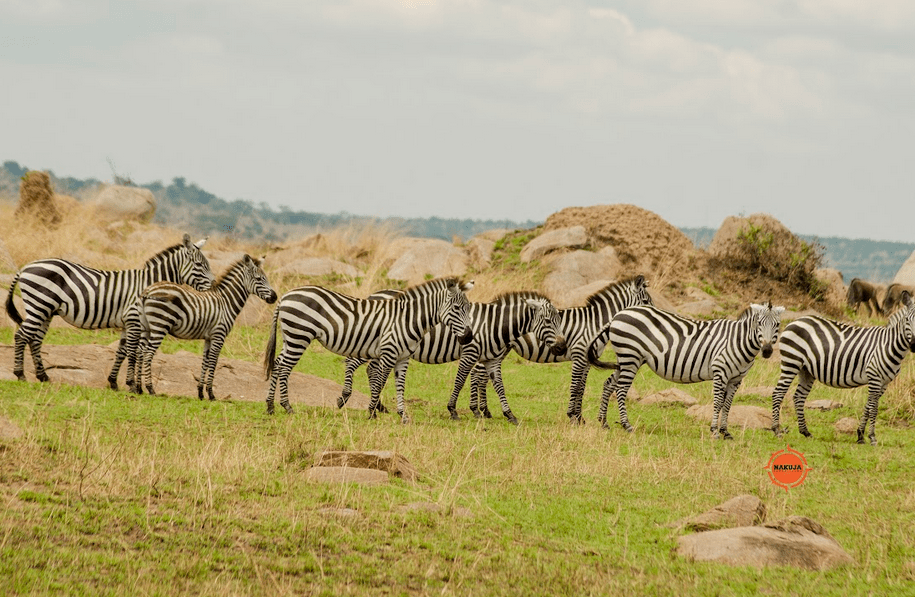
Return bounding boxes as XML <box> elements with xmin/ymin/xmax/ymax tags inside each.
<box><xmin>1</xmin><ymin>203</ymin><xmax>914</xmax><ymax>596</ymax></box>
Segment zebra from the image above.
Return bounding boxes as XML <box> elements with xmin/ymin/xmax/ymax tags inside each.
<box><xmin>5</xmin><ymin>234</ymin><xmax>214</xmax><ymax>386</ymax></box>
<box><xmin>338</xmin><ymin>291</ymin><xmax>568</xmax><ymax>424</ymax></box>
<box><xmin>125</xmin><ymin>255</ymin><xmax>277</xmax><ymax>400</ymax></box>
<box><xmin>771</xmin><ymin>291</ymin><xmax>915</xmax><ymax>446</ymax></box>
<box><xmin>590</xmin><ymin>303</ymin><xmax>784</xmax><ymax>438</ymax></box>
<box><xmin>263</xmin><ymin>277</ymin><xmax>475</xmax><ymax>422</ymax></box>
<box><xmin>469</xmin><ymin>275</ymin><xmax>653</xmax><ymax>423</ymax></box>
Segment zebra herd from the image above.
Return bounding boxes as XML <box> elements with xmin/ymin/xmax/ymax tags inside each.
<box><xmin>5</xmin><ymin>234</ymin><xmax>915</xmax><ymax>445</ymax></box>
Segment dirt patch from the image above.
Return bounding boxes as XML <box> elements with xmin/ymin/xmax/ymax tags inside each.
<box><xmin>0</xmin><ymin>343</ymin><xmax>371</xmax><ymax>411</ymax></box>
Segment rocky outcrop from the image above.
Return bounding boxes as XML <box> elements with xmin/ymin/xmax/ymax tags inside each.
<box><xmin>894</xmin><ymin>249</ymin><xmax>915</xmax><ymax>286</ymax></box>
<box><xmin>91</xmin><ymin>185</ymin><xmax>156</xmax><ymax>222</ymax></box>
<box><xmin>379</xmin><ymin>238</ymin><xmax>469</xmax><ymax>286</ymax></box>
<box><xmin>519</xmin><ymin>226</ymin><xmax>588</xmax><ymax>262</ymax></box>
<box><xmin>541</xmin><ymin>248</ymin><xmax>622</xmax><ymax>304</ymax></box>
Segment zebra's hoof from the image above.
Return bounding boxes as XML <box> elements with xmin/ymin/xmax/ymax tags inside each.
<box><xmin>399</xmin><ymin>414</ymin><xmax>410</xmax><ymax>425</ymax></box>
<box><xmin>336</xmin><ymin>397</ymin><xmax>346</xmax><ymax>409</ymax></box>
<box><xmin>36</xmin><ymin>373</ymin><xmax>49</xmax><ymax>383</ymax></box>
<box><xmin>13</xmin><ymin>371</ymin><xmax>25</xmax><ymax>382</ymax></box>
<box><xmin>721</xmin><ymin>431</ymin><xmax>734</xmax><ymax>440</ymax></box>
<box><xmin>622</xmin><ymin>425</ymin><xmax>634</xmax><ymax>433</ymax></box>
<box><xmin>800</xmin><ymin>429</ymin><xmax>812</xmax><ymax>438</ymax></box>
<box><xmin>197</xmin><ymin>387</ymin><xmax>205</xmax><ymax>400</ymax></box>
<box><xmin>146</xmin><ymin>386</ymin><xmax>156</xmax><ymax>396</ymax></box>
<box><xmin>376</xmin><ymin>403</ymin><xmax>389</xmax><ymax>414</ymax></box>
<box><xmin>470</xmin><ymin>409</ymin><xmax>482</xmax><ymax>419</ymax></box>
<box><xmin>856</xmin><ymin>429</ymin><xmax>865</xmax><ymax>444</ymax></box>
<box><xmin>107</xmin><ymin>378</ymin><xmax>119</xmax><ymax>391</ymax></box>
<box><xmin>504</xmin><ymin>413</ymin><xmax>518</xmax><ymax>425</ymax></box>
<box><xmin>449</xmin><ymin>411</ymin><xmax>460</xmax><ymax>421</ymax></box>
<box><xmin>482</xmin><ymin>409</ymin><xmax>493</xmax><ymax>419</ymax></box>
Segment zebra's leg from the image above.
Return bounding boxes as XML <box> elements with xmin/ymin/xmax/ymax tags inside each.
<box><xmin>131</xmin><ymin>335</ymin><xmax>148</xmax><ymax>395</ymax></box>
<box><xmin>597</xmin><ymin>370</ymin><xmax>618</xmax><ymax>427</ymax></box>
<box><xmin>124</xmin><ymin>324</ymin><xmax>144</xmax><ymax>393</ymax></box>
<box><xmin>612</xmin><ymin>366</ymin><xmax>638</xmax><ymax>432</ymax></box>
<box><xmin>567</xmin><ymin>357</ymin><xmax>590</xmax><ymax>424</ymax></box>
<box><xmin>485</xmin><ymin>361</ymin><xmax>518</xmax><ymax>425</ymax></box>
<box><xmin>770</xmin><ymin>366</ymin><xmax>799</xmax><ymax>437</ymax></box>
<box><xmin>25</xmin><ymin>320</ymin><xmax>52</xmax><ymax>383</ymax></box>
<box><xmin>717</xmin><ymin>379</ymin><xmax>744</xmax><ymax>440</ymax></box>
<box><xmin>392</xmin><ymin>358</ymin><xmax>410</xmax><ymax>423</ymax></box>
<box><xmin>447</xmin><ymin>350</ymin><xmax>480</xmax><ymax>420</ymax></box>
<box><xmin>142</xmin><ymin>332</ymin><xmax>167</xmax><ymax>396</ymax></box>
<box><xmin>792</xmin><ymin>371</ymin><xmax>816</xmax><ymax>438</ymax></box>
<box><xmin>338</xmin><ymin>358</ymin><xmax>367</xmax><ymax>409</ymax></box>
<box><xmin>201</xmin><ymin>336</ymin><xmax>226</xmax><ymax>401</ymax></box>
<box><xmin>366</xmin><ymin>360</ymin><xmax>389</xmax><ymax>414</ymax></box>
<box><xmin>107</xmin><ymin>332</ymin><xmax>129</xmax><ymax>390</ymax></box>
<box><xmin>858</xmin><ymin>382</ymin><xmax>886</xmax><ymax>445</ymax></box>
<box><xmin>469</xmin><ymin>362</ymin><xmax>487</xmax><ymax>418</ymax></box>
<box><xmin>366</xmin><ymin>357</ymin><xmax>395</xmax><ymax>420</ymax></box>
<box><xmin>710</xmin><ymin>374</ymin><xmax>728</xmax><ymax>438</ymax></box>
<box><xmin>12</xmin><ymin>324</ymin><xmax>30</xmax><ymax>381</ymax></box>
<box><xmin>198</xmin><ymin>339</ymin><xmax>212</xmax><ymax>400</ymax></box>
<box><xmin>268</xmin><ymin>343</ymin><xmax>308</xmax><ymax>415</ymax></box>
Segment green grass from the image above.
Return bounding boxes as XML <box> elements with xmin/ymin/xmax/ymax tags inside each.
<box><xmin>1</xmin><ymin>328</ymin><xmax>915</xmax><ymax>595</ymax></box>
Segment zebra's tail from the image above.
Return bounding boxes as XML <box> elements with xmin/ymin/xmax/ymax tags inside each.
<box><xmin>263</xmin><ymin>305</ymin><xmax>280</xmax><ymax>381</ymax></box>
<box><xmin>5</xmin><ymin>273</ymin><xmax>22</xmax><ymax>326</ymax></box>
<box><xmin>587</xmin><ymin>343</ymin><xmax>618</xmax><ymax>370</ymax></box>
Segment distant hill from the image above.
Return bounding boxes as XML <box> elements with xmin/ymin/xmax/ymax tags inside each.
<box><xmin>2</xmin><ymin>160</ymin><xmax>911</xmax><ymax>283</ymax></box>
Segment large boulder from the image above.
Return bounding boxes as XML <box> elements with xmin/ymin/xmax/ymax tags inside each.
<box><xmin>893</xmin><ymin>249</ymin><xmax>915</xmax><ymax>286</ymax></box>
<box><xmin>381</xmin><ymin>238</ymin><xmax>469</xmax><ymax>285</ymax></box>
<box><xmin>543</xmin><ymin>204</ymin><xmax>695</xmax><ymax>274</ymax></box>
<box><xmin>519</xmin><ymin>226</ymin><xmax>588</xmax><ymax>262</ymax></box>
<box><xmin>541</xmin><ymin>248</ymin><xmax>623</xmax><ymax>303</ymax></box>
<box><xmin>91</xmin><ymin>185</ymin><xmax>156</xmax><ymax>222</ymax></box>
<box><xmin>676</xmin><ymin>516</ymin><xmax>853</xmax><ymax>571</ymax></box>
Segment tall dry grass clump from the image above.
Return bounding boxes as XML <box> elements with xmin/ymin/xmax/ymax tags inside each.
<box><xmin>15</xmin><ymin>171</ymin><xmax>61</xmax><ymax>226</ymax></box>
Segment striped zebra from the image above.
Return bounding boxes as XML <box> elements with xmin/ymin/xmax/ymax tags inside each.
<box><xmin>263</xmin><ymin>277</ymin><xmax>475</xmax><ymax>422</ymax></box>
<box><xmin>470</xmin><ymin>275</ymin><xmax>652</xmax><ymax>423</ymax></box>
<box><xmin>591</xmin><ymin>303</ymin><xmax>784</xmax><ymax>437</ymax></box>
<box><xmin>771</xmin><ymin>291</ymin><xmax>915</xmax><ymax>445</ymax></box>
<box><xmin>5</xmin><ymin>234</ymin><xmax>214</xmax><ymax>386</ymax></box>
<box><xmin>125</xmin><ymin>255</ymin><xmax>277</xmax><ymax>400</ymax></box>
<box><xmin>338</xmin><ymin>291</ymin><xmax>567</xmax><ymax>424</ymax></box>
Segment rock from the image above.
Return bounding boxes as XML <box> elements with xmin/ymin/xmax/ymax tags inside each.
<box><xmin>473</xmin><ymin>229</ymin><xmax>510</xmax><ymax>242</ymax></box>
<box><xmin>380</xmin><ymin>238</ymin><xmax>469</xmax><ymax>285</ymax></box>
<box><xmin>640</xmin><ymin>388</ymin><xmax>698</xmax><ymax>407</ymax></box>
<box><xmin>673</xmin><ymin>495</ymin><xmax>767</xmax><ymax>531</ymax></box>
<box><xmin>314</xmin><ymin>450</ymin><xmax>417</xmax><ymax>482</ymax></box>
<box><xmin>676</xmin><ymin>299</ymin><xmax>719</xmax><ymax>318</ymax></box>
<box><xmin>519</xmin><ymin>226</ymin><xmax>588</xmax><ymax>262</ymax></box>
<box><xmin>317</xmin><ymin>507</ymin><xmax>360</xmax><ymax>518</ymax></box>
<box><xmin>676</xmin><ymin>516</ymin><xmax>854</xmax><ymax>570</ymax></box>
<box><xmin>278</xmin><ymin>257</ymin><xmax>359</xmax><ymax>278</ymax></box>
<box><xmin>90</xmin><ymin>185</ymin><xmax>156</xmax><ymax>222</ymax></box>
<box><xmin>894</xmin><ymin>249</ymin><xmax>915</xmax><ymax>286</ymax></box>
<box><xmin>305</xmin><ymin>466</ymin><xmax>389</xmax><ymax>485</ymax></box>
<box><xmin>551</xmin><ymin>279</ymin><xmax>613</xmax><ymax>309</ymax></box>
<box><xmin>542</xmin><ymin>248</ymin><xmax>623</xmax><ymax>302</ymax></box>
<box><xmin>814</xmin><ymin>268</ymin><xmax>846</xmax><ymax>311</ymax></box>
<box><xmin>465</xmin><ymin>237</ymin><xmax>496</xmax><ymax>269</ymax></box>
<box><xmin>0</xmin><ymin>416</ymin><xmax>23</xmax><ymax>441</ymax></box>
<box><xmin>685</xmin><ymin>404</ymin><xmax>772</xmax><ymax>430</ymax></box>
<box><xmin>834</xmin><ymin>417</ymin><xmax>859</xmax><ymax>434</ymax></box>
<box><xmin>806</xmin><ymin>399</ymin><xmax>843</xmax><ymax>411</ymax></box>
<box><xmin>543</xmin><ymin>205</ymin><xmax>695</xmax><ymax>274</ymax></box>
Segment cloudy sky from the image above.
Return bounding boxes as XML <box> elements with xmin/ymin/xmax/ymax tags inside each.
<box><xmin>2</xmin><ymin>1</ymin><xmax>914</xmax><ymax>241</ymax></box>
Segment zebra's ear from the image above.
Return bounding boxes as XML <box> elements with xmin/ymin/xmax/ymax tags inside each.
<box><xmin>525</xmin><ymin>298</ymin><xmax>542</xmax><ymax>309</ymax></box>
<box><xmin>256</xmin><ymin>255</ymin><xmax>267</xmax><ymax>267</ymax></box>
<box><xmin>194</xmin><ymin>236</ymin><xmax>209</xmax><ymax>249</ymax></box>
<box><xmin>182</xmin><ymin>233</ymin><xmax>191</xmax><ymax>246</ymax></box>
<box><xmin>902</xmin><ymin>291</ymin><xmax>913</xmax><ymax>308</ymax></box>
<box><xmin>461</xmin><ymin>280</ymin><xmax>475</xmax><ymax>292</ymax></box>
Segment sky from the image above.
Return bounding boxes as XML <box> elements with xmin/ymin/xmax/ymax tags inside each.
<box><xmin>2</xmin><ymin>1</ymin><xmax>914</xmax><ymax>242</ymax></box>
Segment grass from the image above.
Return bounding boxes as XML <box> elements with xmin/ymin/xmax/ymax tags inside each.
<box><xmin>2</xmin><ymin>325</ymin><xmax>915</xmax><ymax>596</ymax></box>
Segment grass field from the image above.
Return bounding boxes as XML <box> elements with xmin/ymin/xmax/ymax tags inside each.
<box><xmin>2</xmin><ymin>325</ymin><xmax>915</xmax><ymax>596</ymax></box>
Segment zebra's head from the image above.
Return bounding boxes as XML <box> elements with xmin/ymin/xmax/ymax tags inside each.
<box><xmin>631</xmin><ymin>274</ymin><xmax>653</xmax><ymax>307</ymax></box>
<box><xmin>242</xmin><ymin>255</ymin><xmax>277</xmax><ymax>304</ymax></box>
<box><xmin>177</xmin><ymin>234</ymin><xmax>216</xmax><ymax>291</ymax></box>
<box><xmin>440</xmin><ymin>278</ymin><xmax>474</xmax><ymax>345</ymax></box>
<box><xmin>749</xmin><ymin>302</ymin><xmax>785</xmax><ymax>358</ymax></box>
<box><xmin>525</xmin><ymin>297</ymin><xmax>568</xmax><ymax>356</ymax></box>
<box><xmin>893</xmin><ymin>290</ymin><xmax>915</xmax><ymax>351</ymax></box>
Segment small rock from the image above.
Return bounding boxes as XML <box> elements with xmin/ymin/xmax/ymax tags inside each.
<box><xmin>305</xmin><ymin>466</ymin><xmax>389</xmax><ymax>485</ymax></box>
<box><xmin>673</xmin><ymin>494</ymin><xmax>767</xmax><ymax>531</ymax></box>
<box><xmin>315</xmin><ymin>450</ymin><xmax>418</xmax><ymax>482</ymax></box>
<box><xmin>834</xmin><ymin>417</ymin><xmax>859</xmax><ymax>435</ymax></box>
<box><xmin>685</xmin><ymin>404</ymin><xmax>772</xmax><ymax>430</ymax></box>
<box><xmin>640</xmin><ymin>388</ymin><xmax>698</xmax><ymax>408</ymax></box>
<box><xmin>806</xmin><ymin>400</ymin><xmax>843</xmax><ymax>411</ymax></box>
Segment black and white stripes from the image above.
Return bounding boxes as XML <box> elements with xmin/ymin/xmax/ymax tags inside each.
<box><xmin>5</xmin><ymin>234</ymin><xmax>214</xmax><ymax>385</ymax></box>
<box><xmin>126</xmin><ymin>255</ymin><xmax>277</xmax><ymax>400</ymax></box>
<box><xmin>263</xmin><ymin>277</ymin><xmax>475</xmax><ymax>422</ymax></box>
<box><xmin>771</xmin><ymin>291</ymin><xmax>915</xmax><ymax>445</ymax></box>
<box><xmin>593</xmin><ymin>303</ymin><xmax>784</xmax><ymax>438</ymax></box>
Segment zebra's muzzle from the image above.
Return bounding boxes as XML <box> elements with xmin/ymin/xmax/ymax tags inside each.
<box><xmin>266</xmin><ymin>291</ymin><xmax>278</xmax><ymax>304</ymax></box>
<box><xmin>457</xmin><ymin>328</ymin><xmax>473</xmax><ymax>345</ymax></box>
<box><xmin>550</xmin><ymin>337</ymin><xmax>568</xmax><ymax>356</ymax></box>
<box><xmin>761</xmin><ymin>344</ymin><xmax>773</xmax><ymax>358</ymax></box>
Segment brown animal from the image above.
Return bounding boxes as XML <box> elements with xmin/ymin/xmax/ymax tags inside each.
<box><xmin>846</xmin><ymin>278</ymin><xmax>883</xmax><ymax>317</ymax></box>
<box><xmin>882</xmin><ymin>283</ymin><xmax>915</xmax><ymax>314</ymax></box>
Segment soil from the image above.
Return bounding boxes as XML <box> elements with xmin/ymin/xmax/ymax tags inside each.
<box><xmin>0</xmin><ymin>343</ymin><xmax>371</xmax><ymax>411</ymax></box>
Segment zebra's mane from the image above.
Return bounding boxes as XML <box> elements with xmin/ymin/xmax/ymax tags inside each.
<box><xmin>585</xmin><ymin>276</ymin><xmax>644</xmax><ymax>308</ymax></box>
<box><xmin>887</xmin><ymin>306</ymin><xmax>911</xmax><ymax>329</ymax></box>
<box><xmin>401</xmin><ymin>276</ymin><xmax>461</xmax><ymax>300</ymax></box>
<box><xmin>737</xmin><ymin>306</ymin><xmax>754</xmax><ymax>321</ymax></box>
<box><xmin>143</xmin><ymin>242</ymin><xmax>186</xmax><ymax>266</ymax></box>
<box><xmin>490</xmin><ymin>290</ymin><xmax>548</xmax><ymax>303</ymax></box>
<box><xmin>212</xmin><ymin>256</ymin><xmax>252</xmax><ymax>288</ymax></box>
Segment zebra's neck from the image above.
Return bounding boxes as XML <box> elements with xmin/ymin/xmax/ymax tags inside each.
<box><xmin>141</xmin><ymin>250</ymin><xmax>182</xmax><ymax>286</ymax></box>
<box><xmin>209</xmin><ymin>268</ymin><xmax>251</xmax><ymax>316</ymax></box>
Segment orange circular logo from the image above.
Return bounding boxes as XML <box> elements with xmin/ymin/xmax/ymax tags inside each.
<box><xmin>764</xmin><ymin>445</ymin><xmax>810</xmax><ymax>491</ymax></box>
